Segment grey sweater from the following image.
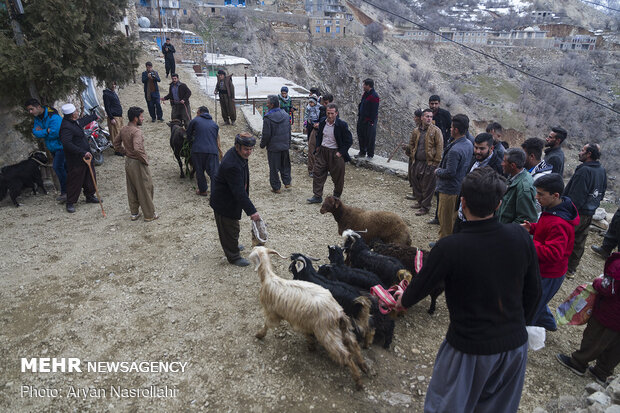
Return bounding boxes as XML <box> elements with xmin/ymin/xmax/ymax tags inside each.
<box><xmin>436</xmin><ymin>136</ymin><xmax>473</xmax><ymax>195</ymax></box>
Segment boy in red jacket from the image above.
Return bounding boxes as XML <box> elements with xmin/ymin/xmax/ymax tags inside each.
<box><xmin>556</xmin><ymin>252</ymin><xmax>620</xmax><ymax>386</ymax></box>
<box><xmin>522</xmin><ymin>173</ymin><xmax>580</xmax><ymax>331</ymax></box>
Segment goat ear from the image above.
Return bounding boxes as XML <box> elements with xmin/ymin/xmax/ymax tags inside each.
<box><xmin>248</xmin><ymin>252</ymin><xmax>260</xmax><ymax>271</ymax></box>
<box><xmin>294</xmin><ymin>259</ymin><xmax>305</xmax><ymax>273</ymax></box>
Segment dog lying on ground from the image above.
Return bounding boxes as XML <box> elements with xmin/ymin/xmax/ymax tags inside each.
<box><xmin>0</xmin><ymin>151</ymin><xmax>48</xmax><ymax>207</ymax></box>
<box><xmin>168</xmin><ymin>119</ymin><xmax>193</xmax><ymax>179</ymax></box>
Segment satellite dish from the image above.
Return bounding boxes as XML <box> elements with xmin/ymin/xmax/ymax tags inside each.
<box><xmin>138</xmin><ymin>16</ymin><xmax>151</xmax><ymax>28</ymax></box>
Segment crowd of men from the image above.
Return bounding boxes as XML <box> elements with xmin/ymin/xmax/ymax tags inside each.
<box><xmin>21</xmin><ymin>58</ymin><xmax>619</xmax><ymax>412</ymax></box>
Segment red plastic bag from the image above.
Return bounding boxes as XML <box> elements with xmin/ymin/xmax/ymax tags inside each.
<box><xmin>555</xmin><ymin>283</ymin><xmax>597</xmax><ymax>326</ymax></box>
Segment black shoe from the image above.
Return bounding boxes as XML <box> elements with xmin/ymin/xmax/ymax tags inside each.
<box><xmin>307</xmin><ymin>196</ymin><xmax>322</xmax><ymax>204</ymax></box>
<box><xmin>556</xmin><ymin>354</ymin><xmax>585</xmax><ymax>376</ymax></box>
<box><xmin>428</xmin><ymin>217</ymin><xmax>439</xmax><ymax>225</ymax></box>
<box><xmin>158</xmin><ymin>119</ymin><xmax>164</xmax><ymax>122</ymax></box>
<box><xmin>86</xmin><ymin>196</ymin><xmax>100</xmax><ymax>204</ymax></box>
<box><xmin>66</xmin><ymin>203</ymin><xmax>75</xmax><ymax>213</ymax></box>
<box><xmin>354</xmin><ymin>153</ymin><xmax>366</xmax><ymax>158</ymax></box>
<box><xmin>114</xmin><ymin>151</ymin><xmax>125</xmax><ymax>157</ymax></box>
<box><xmin>591</xmin><ymin>245</ymin><xmax>611</xmax><ymax>259</ymax></box>
<box><xmin>232</xmin><ymin>258</ymin><xmax>250</xmax><ymax>267</ymax></box>
<box><xmin>587</xmin><ymin>366</ymin><xmax>609</xmax><ymax>387</ymax></box>
<box><xmin>151</xmin><ymin>119</ymin><xmax>156</xmax><ymax>123</ymax></box>
<box><xmin>429</xmin><ymin>242</ymin><xmax>436</xmax><ymax>248</ymax></box>
<box><xmin>367</xmin><ymin>155</ymin><xmax>374</xmax><ymax>159</ymax></box>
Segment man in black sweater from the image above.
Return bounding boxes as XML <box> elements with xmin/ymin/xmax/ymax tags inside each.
<box><xmin>398</xmin><ymin>167</ymin><xmax>541</xmax><ymax>413</ymax></box>
<box><xmin>544</xmin><ymin>126</ymin><xmax>567</xmax><ymax>176</ymax></box>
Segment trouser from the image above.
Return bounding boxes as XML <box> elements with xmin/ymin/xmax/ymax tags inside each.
<box><xmin>146</xmin><ymin>97</ymin><xmax>163</xmax><ymax>121</ymax></box>
<box><xmin>571</xmin><ymin>316</ymin><xmax>620</xmax><ymax>379</ymax></box>
<box><xmin>307</xmin><ymin>128</ymin><xmax>317</xmax><ymax>174</ymax></box>
<box><xmin>568</xmin><ymin>214</ymin><xmax>593</xmax><ymax>272</ymax></box>
<box><xmin>125</xmin><ymin>157</ymin><xmax>155</xmax><ymax>219</ymax></box>
<box><xmin>438</xmin><ymin>193</ymin><xmax>458</xmax><ymax>239</ymax></box>
<box><xmin>51</xmin><ymin>149</ymin><xmax>67</xmax><ymax>194</ymax></box>
<box><xmin>312</xmin><ymin>146</ymin><xmax>345</xmax><ymax>198</ymax></box>
<box><xmin>411</xmin><ymin>161</ymin><xmax>437</xmax><ymax>210</ymax></box>
<box><xmin>267</xmin><ymin>151</ymin><xmax>292</xmax><ymax>191</ymax></box>
<box><xmin>531</xmin><ymin>275</ymin><xmax>565</xmax><ymax>331</ymax></box>
<box><xmin>192</xmin><ymin>153</ymin><xmax>219</xmax><ymax>193</ymax></box>
<box><xmin>164</xmin><ymin>58</ymin><xmax>176</xmax><ymax>77</ymax></box>
<box><xmin>171</xmin><ymin>103</ymin><xmax>191</xmax><ymax>127</ymax></box>
<box><xmin>214</xmin><ymin>212</ymin><xmax>241</xmax><ymax>263</ymax></box>
<box><xmin>108</xmin><ymin>116</ymin><xmax>124</xmax><ymax>151</ymax></box>
<box><xmin>219</xmin><ymin>94</ymin><xmax>236</xmax><ymax>123</ymax></box>
<box><xmin>66</xmin><ymin>160</ymin><xmax>96</xmax><ymax>204</ymax></box>
<box><xmin>425</xmin><ymin>340</ymin><xmax>527</xmax><ymax>413</ymax></box>
<box><xmin>601</xmin><ymin>208</ymin><xmax>620</xmax><ymax>253</ymax></box>
<box><xmin>356</xmin><ymin>120</ymin><xmax>377</xmax><ymax>157</ymax></box>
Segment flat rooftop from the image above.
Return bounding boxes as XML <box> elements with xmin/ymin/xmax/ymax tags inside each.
<box><xmin>193</xmin><ymin>75</ymin><xmax>310</xmax><ymax>100</ymax></box>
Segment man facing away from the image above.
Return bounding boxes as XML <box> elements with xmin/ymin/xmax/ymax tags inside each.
<box><xmin>141</xmin><ymin>62</ymin><xmax>163</xmax><ymax>122</ymax></box>
<box><xmin>356</xmin><ymin>78</ymin><xmax>380</xmax><ymax>159</ymax></box>
<box><xmin>25</xmin><ymin>98</ymin><xmax>66</xmax><ymax>202</ymax></box>
<box><xmin>260</xmin><ymin>95</ymin><xmax>292</xmax><ymax>194</ymax></box>
<box><xmin>544</xmin><ymin>126</ymin><xmax>567</xmax><ymax>176</ymax></box>
<box><xmin>186</xmin><ymin>106</ymin><xmax>221</xmax><ymax>197</ymax></box>
<box><xmin>102</xmin><ymin>80</ymin><xmax>124</xmax><ymax>156</ymax></box>
<box><xmin>406</xmin><ymin>108</ymin><xmax>443</xmax><ymax>216</ymax></box>
<box><xmin>497</xmin><ymin>148</ymin><xmax>538</xmax><ymax>225</ymax></box>
<box><xmin>397</xmin><ymin>166</ymin><xmax>541</xmax><ymax>413</ymax></box>
<box><xmin>115</xmin><ymin>107</ymin><xmax>158</xmax><ymax>222</ymax></box>
<box><xmin>435</xmin><ymin>114</ymin><xmax>473</xmax><ymax>239</ymax></box>
<box><xmin>162</xmin><ymin>73</ymin><xmax>192</xmax><ymax>128</ymax></box>
<box><xmin>565</xmin><ymin>143</ymin><xmax>607</xmax><ymax>276</ymax></box>
<box><xmin>210</xmin><ymin>133</ymin><xmax>261</xmax><ymax>267</ymax></box>
<box><xmin>307</xmin><ymin>103</ymin><xmax>353</xmax><ymax>204</ymax></box>
<box><xmin>162</xmin><ymin>37</ymin><xmax>176</xmax><ymax>78</ymax></box>
<box><xmin>214</xmin><ymin>69</ymin><xmax>236</xmax><ymax>125</ymax></box>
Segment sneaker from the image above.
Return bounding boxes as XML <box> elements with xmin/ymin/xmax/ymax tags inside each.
<box><xmin>231</xmin><ymin>121</ymin><xmax>235</xmax><ymax>125</ymax></box>
<box><xmin>307</xmin><ymin>196</ymin><xmax>322</xmax><ymax>204</ymax></box>
<box><xmin>587</xmin><ymin>366</ymin><xmax>609</xmax><ymax>387</ymax></box>
<box><xmin>66</xmin><ymin>203</ymin><xmax>75</xmax><ymax>213</ymax></box>
<box><xmin>591</xmin><ymin>245</ymin><xmax>611</xmax><ymax>259</ymax></box>
<box><xmin>308</xmin><ymin>172</ymin><xmax>313</xmax><ymax>178</ymax></box>
<box><xmin>566</xmin><ymin>269</ymin><xmax>576</xmax><ymax>279</ymax></box>
<box><xmin>367</xmin><ymin>155</ymin><xmax>374</xmax><ymax>159</ymax></box>
<box><xmin>354</xmin><ymin>153</ymin><xmax>366</xmax><ymax>158</ymax></box>
<box><xmin>285</xmin><ymin>184</ymin><xmax>292</xmax><ymax>189</ymax></box>
<box><xmin>271</xmin><ymin>188</ymin><xmax>281</xmax><ymax>194</ymax></box>
<box><xmin>144</xmin><ymin>214</ymin><xmax>159</xmax><ymax>222</ymax></box>
<box><xmin>429</xmin><ymin>242</ymin><xmax>436</xmax><ymax>248</ymax></box>
<box><xmin>195</xmin><ymin>189</ymin><xmax>209</xmax><ymax>196</ymax></box>
<box><xmin>405</xmin><ymin>194</ymin><xmax>416</xmax><ymax>200</ymax></box>
<box><xmin>157</xmin><ymin>119</ymin><xmax>164</xmax><ymax>122</ymax></box>
<box><xmin>415</xmin><ymin>208</ymin><xmax>429</xmax><ymax>216</ymax></box>
<box><xmin>556</xmin><ymin>354</ymin><xmax>585</xmax><ymax>376</ymax></box>
<box><xmin>232</xmin><ymin>258</ymin><xmax>250</xmax><ymax>267</ymax></box>
<box><xmin>56</xmin><ymin>193</ymin><xmax>67</xmax><ymax>203</ymax></box>
<box><xmin>151</xmin><ymin>119</ymin><xmax>156</xmax><ymax>123</ymax></box>
<box><xmin>428</xmin><ymin>217</ymin><xmax>439</xmax><ymax>225</ymax></box>
<box><xmin>130</xmin><ymin>213</ymin><xmax>142</xmax><ymax>221</ymax></box>
<box><xmin>114</xmin><ymin>151</ymin><xmax>125</xmax><ymax>157</ymax></box>
<box><xmin>85</xmin><ymin>196</ymin><xmax>100</xmax><ymax>204</ymax></box>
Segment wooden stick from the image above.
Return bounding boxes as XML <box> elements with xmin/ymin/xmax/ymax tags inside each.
<box><xmin>387</xmin><ymin>142</ymin><xmax>406</xmax><ymax>163</ymax></box>
<box><xmin>83</xmin><ymin>156</ymin><xmax>106</xmax><ymax>217</ymax></box>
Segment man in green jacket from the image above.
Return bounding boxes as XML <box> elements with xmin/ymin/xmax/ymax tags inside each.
<box><xmin>498</xmin><ymin>148</ymin><xmax>538</xmax><ymax>224</ymax></box>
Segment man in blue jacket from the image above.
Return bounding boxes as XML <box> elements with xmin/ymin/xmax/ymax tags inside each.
<box><xmin>307</xmin><ymin>103</ymin><xmax>353</xmax><ymax>204</ymax></box>
<box><xmin>186</xmin><ymin>106</ymin><xmax>221</xmax><ymax>196</ymax></box>
<box><xmin>25</xmin><ymin>99</ymin><xmax>66</xmax><ymax>202</ymax></box>
<box><xmin>565</xmin><ymin>143</ymin><xmax>607</xmax><ymax>276</ymax></box>
<box><xmin>141</xmin><ymin>62</ymin><xmax>163</xmax><ymax>122</ymax></box>
<box><xmin>356</xmin><ymin>78</ymin><xmax>379</xmax><ymax>159</ymax></box>
<box><xmin>260</xmin><ymin>95</ymin><xmax>292</xmax><ymax>194</ymax></box>
<box><xmin>210</xmin><ymin>133</ymin><xmax>261</xmax><ymax>267</ymax></box>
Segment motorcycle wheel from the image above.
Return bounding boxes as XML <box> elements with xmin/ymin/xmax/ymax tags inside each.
<box><xmin>92</xmin><ymin>151</ymin><xmax>104</xmax><ymax>166</ymax></box>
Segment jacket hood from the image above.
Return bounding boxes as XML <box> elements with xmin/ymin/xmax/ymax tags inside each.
<box><xmin>199</xmin><ymin>112</ymin><xmax>213</xmax><ymax>121</ymax></box>
<box><xmin>265</xmin><ymin>108</ymin><xmax>289</xmax><ymax>124</ymax></box>
<box><xmin>542</xmin><ymin>196</ymin><xmax>579</xmax><ymax>226</ymax></box>
<box><xmin>531</xmin><ymin>160</ymin><xmax>553</xmax><ymax>175</ymax></box>
<box><xmin>278</xmin><ymin>93</ymin><xmax>291</xmax><ymax>102</ymax></box>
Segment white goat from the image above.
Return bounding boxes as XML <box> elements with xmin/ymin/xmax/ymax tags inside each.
<box><xmin>249</xmin><ymin>246</ymin><xmax>368</xmax><ymax>389</ymax></box>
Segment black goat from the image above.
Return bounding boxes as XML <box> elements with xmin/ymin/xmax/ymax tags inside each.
<box><xmin>318</xmin><ymin>245</ymin><xmax>383</xmax><ymax>292</ymax></box>
<box><xmin>342</xmin><ymin>230</ymin><xmax>405</xmax><ymax>288</ymax></box>
<box><xmin>368</xmin><ymin>295</ymin><xmax>395</xmax><ymax>349</ymax></box>
<box><xmin>289</xmin><ymin>253</ymin><xmax>373</xmax><ymax>348</ymax></box>
<box><xmin>168</xmin><ymin>120</ymin><xmax>193</xmax><ymax>179</ymax></box>
<box><xmin>370</xmin><ymin>239</ymin><xmax>444</xmax><ymax>315</ymax></box>
<box><xmin>0</xmin><ymin>151</ymin><xmax>48</xmax><ymax>207</ymax></box>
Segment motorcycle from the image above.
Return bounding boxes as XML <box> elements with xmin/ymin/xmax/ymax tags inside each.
<box><xmin>84</xmin><ymin>119</ymin><xmax>112</xmax><ymax>166</ymax></box>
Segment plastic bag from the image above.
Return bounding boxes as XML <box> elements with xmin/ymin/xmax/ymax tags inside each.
<box><xmin>555</xmin><ymin>283</ymin><xmax>597</xmax><ymax>326</ymax></box>
<box><xmin>526</xmin><ymin>326</ymin><xmax>546</xmax><ymax>351</ymax></box>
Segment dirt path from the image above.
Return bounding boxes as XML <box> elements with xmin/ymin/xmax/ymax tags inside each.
<box><xmin>0</xmin><ymin>58</ymin><xmax>609</xmax><ymax>412</ymax></box>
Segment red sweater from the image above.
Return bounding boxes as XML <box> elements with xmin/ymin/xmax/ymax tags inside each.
<box><xmin>592</xmin><ymin>276</ymin><xmax>620</xmax><ymax>331</ymax></box>
<box><xmin>529</xmin><ymin>197</ymin><xmax>579</xmax><ymax>278</ymax></box>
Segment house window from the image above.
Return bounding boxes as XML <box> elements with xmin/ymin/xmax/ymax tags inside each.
<box><xmin>316</xmin><ymin>26</ymin><xmax>320</xmax><ymax>33</ymax></box>
<box><xmin>326</xmin><ymin>26</ymin><xmax>331</xmax><ymax>33</ymax></box>
<box><xmin>183</xmin><ymin>9</ymin><xmax>187</xmax><ymax>15</ymax></box>
<box><xmin>211</xmin><ymin>7</ymin><xmax>215</xmax><ymax>12</ymax></box>
<box><xmin>336</xmin><ymin>27</ymin><xmax>340</xmax><ymax>33</ymax></box>
<box><xmin>336</xmin><ymin>20</ymin><xmax>340</xmax><ymax>24</ymax></box>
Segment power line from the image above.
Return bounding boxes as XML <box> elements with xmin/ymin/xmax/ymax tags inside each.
<box><xmin>357</xmin><ymin>0</ymin><xmax>619</xmax><ymax>115</ymax></box>
<box><xmin>580</xmin><ymin>0</ymin><xmax>620</xmax><ymax>12</ymax></box>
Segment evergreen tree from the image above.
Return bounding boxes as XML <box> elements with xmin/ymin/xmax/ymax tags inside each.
<box><xmin>0</xmin><ymin>0</ymin><xmax>139</xmax><ymax>106</ymax></box>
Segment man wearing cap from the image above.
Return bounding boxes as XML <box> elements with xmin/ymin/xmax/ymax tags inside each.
<box><xmin>214</xmin><ymin>69</ymin><xmax>236</xmax><ymax>125</ymax></box>
<box><xmin>278</xmin><ymin>86</ymin><xmax>295</xmax><ymax>124</ymax></box>
<box><xmin>141</xmin><ymin>62</ymin><xmax>163</xmax><ymax>122</ymax></box>
<box><xmin>210</xmin><ymin>132</ymin><xmax>261</xmax><ymax>267</ymax></box>
<box><xmin>161</xmin><ymin>37</ymin><xmax>176</xmax><ymax>78</ymax></box>
<box><xmin>162</xmin><ymin>73</ymin><xmax>192</xmax><ymax>128</ymax></box>
<box><xmin>260</xmin><ymin>95</ymin><xmax>292</xmax><ymax>194</ymax></box>
<box><xmin>59</xmin><ymin>103</ymin><xmax>99</xmax><ymax>213</ymax></box>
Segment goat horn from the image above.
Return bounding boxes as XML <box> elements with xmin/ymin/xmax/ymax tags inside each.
<box><xmin>307</xmin><ymin>256</ymin><xmax>320</xmax><ymax>262</ymax></box>
<box><xmin>267</xmin><ymin>249</ymin><xmax>287</xmax><ymax>259</ymax></box>
<box><xmin>354</xmin><ymin>229</ymin><xmax>368</xmax><ymax>233</ymax></box>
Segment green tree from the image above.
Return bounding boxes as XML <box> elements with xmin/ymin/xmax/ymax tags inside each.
<box><xmin>0</xmin><ymin>0</ymin><xmax>139</xmax><ymax>106</ymax></box>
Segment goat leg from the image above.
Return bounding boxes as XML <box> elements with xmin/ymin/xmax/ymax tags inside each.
<box><xmin>175</xmin><ymin>153</ymin><xmax>185</xmax><ymax>178</ymax></box>
<box><xmin>255</xmin><ymin>324</ymin><xmax>268</xmax><ymax>339</ymax></box>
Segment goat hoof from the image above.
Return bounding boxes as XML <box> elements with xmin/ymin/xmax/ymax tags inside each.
<box><xmin>180</xmin><ymin>174</ymin><xmax>185</xmax><ymax>179</ymax></box>
<box><xmin>255</xmin><ymin>332</ymin><xmax>266</xmax><ymax>339</ymax></box>
<box><xmin>427</xmin><ymin>308</ymin><xmax>436</xmax><ymax>315</ymax></box>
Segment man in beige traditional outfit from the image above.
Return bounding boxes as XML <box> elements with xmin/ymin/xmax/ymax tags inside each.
<box><xmin>115</xmin><ymin>106</ymin><xmax>158</xmax><ymax>222</ymax></box>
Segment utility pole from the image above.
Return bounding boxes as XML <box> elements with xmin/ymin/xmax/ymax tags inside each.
<box><xmin>5</xmin><ymin>0</ymin><xmax>39</xmax><ymax>100</ymax></box>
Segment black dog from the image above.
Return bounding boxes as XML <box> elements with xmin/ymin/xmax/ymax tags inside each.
<box><xmin>0</xmin><ymin>151</ymin><xmax>48</xmax><ymax>207</ymax></box>
<box><xmin>168</xmin><ymin>120</ymin><xmax>194</xmax><ymax>179</ymax></box>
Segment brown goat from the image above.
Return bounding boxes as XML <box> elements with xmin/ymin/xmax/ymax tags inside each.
<box><xmin>249</xmin><ymin>246</ymin><xmax>368</xmax><ymax>389</ymax></box>
<box><xmin>320</xmin><ymin>196</ymin><xmax>411</xmax><ymax>245</ymax></box>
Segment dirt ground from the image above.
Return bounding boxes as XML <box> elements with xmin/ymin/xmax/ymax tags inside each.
<box><xmin>0</xmin><ymin>59</ymin><xmax>612</xmax><ymax>412</ymax></box>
